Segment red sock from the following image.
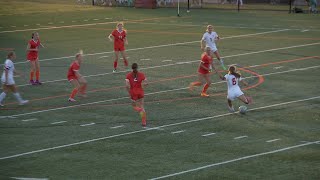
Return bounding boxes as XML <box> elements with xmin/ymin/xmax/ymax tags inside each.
<box><xmin>124</xmin><ymin>59</ymin><xmax>128</xmax><ymax>67</ymax></box>
<box><xmin>113</xmin><ymin>61</ymin><xmax>118</xmax><ymax>69</ymax></box>
<box><xmin>140</xmin><ymin>111</ymin><xmax>146</xmax><ymax>126</ymax></box>
<box><xmin>133</xmin><ymin>106</ymin><xmax>143</xmax><ymax>112</ymax></box>
<box><xmin>80</xmin><ymin>84</ymin><xmax>87</xmax><ymax>94</ymax></box>
<box><xmin>202</xmin><ymin>83</ymin><xmax>210</xmax><ymax>93</ymax></box>
<box><xmin>36</xmin><ymin>70</ymin><xmax>40</xmax><ymax>81</ymax></box>
<box><xmin>70</xmin><ymin>88</ymin><xmax>78</xmax><ymax>99</ymax></box>
<box><xmin>30</xmin><ymin>71</ymin><xmax>34</xmax><ymax>81</ymax></box>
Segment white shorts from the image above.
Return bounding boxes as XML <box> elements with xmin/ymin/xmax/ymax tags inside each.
<box><xmin>227</xmin><ymin>89</ymin><xmax>244</xmax><ymax>101</ymax></box>
<box><xmin>1</xmin><ymin>76</ymin><xmax>15</xmax><ymax>85</ymax></box>
<box><xmin>209</xmin><ymin>46</ymin><xmax>218</xmax><ymax>53</ymax></box>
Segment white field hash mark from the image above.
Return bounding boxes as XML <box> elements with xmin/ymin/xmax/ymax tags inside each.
<box><xmin>80</xmin><ymin>123</ymin><xmax>95</xmax><ymax>127</ymax></box>
<box><xmin>21</xmin><ymin>118</ymin><xmax>37</xmax><ymax>122</ymax></box>
<box><xmin>110</xmin><ymin>125</ymin><xmax>124</xmax><ymax>129</ymax></box>
<box><xmin>202</xmin><ymin>133</ymin><xmax>216</xmax><ymax>137</ymax></box>
<box><xmin>1</xmin><ymin>64</ymin><xmax>319</xmax><ymax>119</ymax></box>
<box><xmin>0</xmin><ymin>96</ymin><xmax>319</xmax><ymax>161</ymax></box>
<box><xmin>50</xmin><ymin>121</ymin><xmax>67</xmax><ymax>125</ymax></box>
<box><xmin>171</xmin><ymin>130</ymin><xmax>185</xmax><ymax>134</ymax></box>
<box><xmin>234</xmin><ymin>136</ymin><xmax>248</xmax><ymax>140</ymax></box>
<box><xmin>149</xmin><ymin>141</ymin><xmax>320</xmax><ymax>180</ymax></box>
<box><xmin>266</xmin><ymin>139</ymin><xmax>281</xmax><ymax>143</ymax></box>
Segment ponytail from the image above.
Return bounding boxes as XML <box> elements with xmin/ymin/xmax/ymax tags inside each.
<box><xmin>228</xmin><ymin>66</ymin><xmax>241</xmax><ymax>78</ymax></box>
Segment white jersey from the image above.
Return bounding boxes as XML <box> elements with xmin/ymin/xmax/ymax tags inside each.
<box><xmin>202</xmin><ymin>31</ymin><xmax>219</xmax><ymax>52</ymax></box>
<box><xmin>1</xmin><ymin>59</ymin><xmax>15</xmax><ymax>85</ymax></box>
<box><xmin>224</xmin><ymin>74</ymin><xmax>244</xmax><ymax>101</ymax></box>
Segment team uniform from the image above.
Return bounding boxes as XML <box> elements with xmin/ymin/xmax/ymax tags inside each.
<box><xmin>126</xmin><ymin>72</ymin><xmax>146</xmax><ymax>101</ymax></box>
<box><xmin>27</xmin><ymin>39</ymin><xmax>41</xmax><ymax>61</ymax></box>
<box><xmin>67</xmin><ymin>61</ymin><xmax>80</xmax><ymax>81</ymax></box>
<box><xmin>1</xmin><ymin>59</ymin><xmax>15</xmax><ymax>85</ymax></box>
<box><xmin>224</xmin><ymin>74</ymin><xmax>244</xmax><ymax>101</ymax></box>
<box><xmin>202</xmin><ymin>31</ymin><xmax>219</xmax><ymax>52</ymax></box>
<box><xmin>198</xmin><ymin>53</ymin><xmax>213</xmax><ymax>74</ymax></box>
<box><xmin>111</xmin><ymin>29</ymin><xmax>126</xmax><ymax>51</ymax></box>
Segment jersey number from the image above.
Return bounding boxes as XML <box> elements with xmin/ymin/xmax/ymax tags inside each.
<box><xmin>119</xmin><ymin>36</ymin><xmax>123</xmax><ymax>39</ymax></box>
<box><xmin>232</xmin><ymin>78</ymin><xmax>237</xmax><ymax>85</ymax></box>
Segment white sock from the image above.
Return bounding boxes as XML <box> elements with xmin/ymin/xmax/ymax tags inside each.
<box><xmin>0</xmin><ymin>92</ymin><xmax>6</xmax><ymax>103</ymax></box>
<box><xmin>13</xmin><ymin>93</ymin><xmax>23</xmax><ymax>103</ymax></box>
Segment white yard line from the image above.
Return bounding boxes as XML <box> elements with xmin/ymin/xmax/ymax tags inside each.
<box><xmin>140</xmin><ymin>58</ymin><xmax>151</xmax><ymax>61</ymax></box>
<box><xmin>0</xmin><ymin>96</ymin><xmax>319</xmax><ymax>160</ymax></box>
<box><xmin>13</xmin><ymin>29</ymin><xmax>290</xmax><ymax>65</ymax></box>
<box><xmin>11</xmin><ymin>177</ymin><xmax>48</xmax><ymax>180</ymax></box>
<box><xmin>21</xmin><ymin>118</ymin><xmax>37</xmax><ymax>122</ymax></box>
<box><xmin>50</xmin><ymin>121</ymin><xmax>67</xmax><ymax>125</ymax></box>
<box><xmin>150</xmin><ymin>141</ymin><xmax>320</xmax><ymax>180</ymax></box>
<box><xmin>266</xmin><ymin>139</ymin><xmax>281</xmax><ymax>143</ymax></box>
<box><xmin>98</xmin><ymin>55</ymin><xmax>109</xmax><ymax>59</ymax></box>
<box><xmin>234</xmin><ymin>136</ymin><xmax>248</xmax><ymax>140</ymax></box>
<box><xmin>162</xmin><ymin>60</ymin><xmax>172</xmax><ymax>62</ymax></box>
<box><xmin>13</xmin><ymin>42</ymin><xmax>320</xmax><ymax>88</ymax></box>
<box><xmin>201</xmin><ymin>133</ymin><xmax>216</xmax><ymax>137</ymax></box>
<box><xmin>1</xmin><ymin>65</ymin><xmax>319</xmax><ymax>119</ymax></box>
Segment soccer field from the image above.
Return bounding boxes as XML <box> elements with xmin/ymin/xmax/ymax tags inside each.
<box><xmin>0</xmin><ymin>1</ymin><xmax>319</xmax><ymax>179</ymax></box>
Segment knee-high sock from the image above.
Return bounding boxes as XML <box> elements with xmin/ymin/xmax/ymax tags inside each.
<box><xmin>70</xmin><ymin>88</ymin><xmax>78</xmax><ymax>99</ymax></box>
<box><xmin>80</xmin><ymin>84</ymin><xmax>87</xmax><ymax>94</ymax></box>
<box><xmin>202</xmin><ymin>83</ymin><xmax>210</xmax><ymax>93</ymax></box>
<box><xmin>113</xmin><ymin>61</ymin><xmax>118</xmax><ymax>69</ymax></box>
<box><xmin>13</xmin><ymin>93</ymin><xmax>23</xmax><ymax>103</ymax></box>
<box><xmin>0</xmin><ymin>92</ymin><xmax>7</xmax><ymax>103</ymax></box>
<box><xmin>123</xmin><ymin>59</ymin><xmax>128</xmax><ymax>67</ymax></box>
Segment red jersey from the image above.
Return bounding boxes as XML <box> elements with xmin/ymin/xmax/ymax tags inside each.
<box><xmin>112</xmin><ymin>29</ymin><xmax>126</xmax><ymax>51</ymax></box>
<box><xmin>27</xmin><ymin>39</ymin><xmax>41</xmax><ymax>61</ymax></box>
<box><xmin>126</xmin><ymin>71</ymin><xmax>146</xmax><ymax>100</ymax></box>
<box><xmin>67</xmin><ymin>61</ymin><xmax>80</xmax><ymax>81</ymax></box>
<box><xmin>198</xmin><ymin>53</ymin><xmax>213</xmax><ymax>74</ymax></box>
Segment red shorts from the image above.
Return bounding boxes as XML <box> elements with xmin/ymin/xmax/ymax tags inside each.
<box><xmin>27</xmin><ymin>52</ymin><xmax>38</xmax><ymax>61</ymax></box>
<box><xmin>114</xmin><ymin>45</ymin><xmax>125</xmax><ymax>51</ymax></box>
<box><xmin>68</xmin><ymin>76</ymin><xmax>78</xmax><ymax>82</ymax></box>
<box><xmin>130</xmin><ymin>89</ymin><xmax>144</xmax><ymax>101</ymax></box>
<box><xmin>198</xmin><ymin>69</ymin><xmax>210</xmax><ymax>75</ymax></box>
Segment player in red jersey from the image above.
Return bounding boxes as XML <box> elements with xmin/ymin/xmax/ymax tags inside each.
<box><xmin>67</xmin><ymin>52</ymin><xmax>87</xmax><ymax>102</ymax></box>
<box><xmin>189</xmin><ymin>46</ymin><xmax>218</xmax><ymax>97</ymax></box>
<box><xmin>26</xmin><ymin>32</ymin><xmax>44</xmax><ymax>85</ymax></box>
<box><xmin>125</xmin><ymin>63</ymin><xmax>148</xmax><ymax>127</ymax></box>
<box><xmin>108</xmin><ymin>22</ymin><xmax>128</xmax><ymax>72</ymax></box>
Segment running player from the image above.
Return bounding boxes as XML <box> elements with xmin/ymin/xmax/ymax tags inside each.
<box><xmin>125</xmin><ymin>63</ymin><xmax>148</xmax><ymax>127</ymax></box>
<box><xmin>201</xmin><ymin>25</ymin><xmax>226</xmax><ymax>70</ymax></box>
<box><xmin>189</xmin><ymin>46</ymin><xmax>218</xmax><ymax>97</ymax></box>
<box><xmin>108</xmin><ymin>22</ymin><xmax>129</xmax><ymax>73</ymax></box>
<box><xmin>27</xmin><ymin>32</ymin><xmax>44</xmax><ymax>85</ymax></box>
<box><xmin>0</xmin><ymin>52</ymin><xmax>29</xmax><ymax>106</ymax></box>
<box><xmin>218</xmin><ymin>66</ymin><xmax>252</xmax><ymax>112</ymax></box>
<box><xmin>67</xmin><ymin>52</ymin><xmax>87</xmax><ymax>102</ymax></box>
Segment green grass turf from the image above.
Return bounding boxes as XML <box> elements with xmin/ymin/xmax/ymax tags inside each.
<box><xmin>0</xmin><ymin>1</ymin><xmax>319</xmax><ymax>179</ymax></box>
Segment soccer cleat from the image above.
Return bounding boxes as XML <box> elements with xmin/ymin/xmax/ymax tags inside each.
<box><xmin>200</xmin><ymin>92</ymin><xmax>209</xmax><ymax>97</ymax></box>
<box><xmin>19</xmin><ymin>100</ymin><xmax>29</xmax><ymax>105</ymax></box>
<box><xmin>35</xmin><ymin>80</ymin><xmax>42</xmax><ymax>85</ymax></box>
<box><xmin>29</xmin><ymin>80</ymin><xmax>36</xmax><ymax>85</ymax></box>
<box><xmin>228</xmin><ymin>106</ymin><xmax>235</xmax><ymax>113</ymax></box>
<box><xmin>68</xmin><ymin>98</ymin><xmax>76</xmax><ymax>102</ymax></box>
<box><xmin>112</xmin><ymin>69</ymin><xmax>117</xmax><ymax>73</ymax></box>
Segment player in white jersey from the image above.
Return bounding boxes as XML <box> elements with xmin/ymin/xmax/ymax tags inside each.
<box><xmin>218</xmin><ymin>66</ymin><xmax>252</xmax><ymax>112</ymax></box>
<box><xmin>201</xmin><ymin>25</ymin><xmax>226</xmax><ymax>70</ymax></box>
<box><xmin>0</xmin><ymin>52</ymin><xmax>28</xmax><ymax>106</ymax></box>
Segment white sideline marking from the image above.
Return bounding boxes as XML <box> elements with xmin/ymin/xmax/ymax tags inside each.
<box><xmin>50</xmin><ymin>121</ymin><xmax>67</xmax><ymax>125</ymax></box>
<box><xmin>23</xmin><ymin>25</ymin><xmax>28</xmax><ymax>27</ymax></box>
<box><xmin>0</xmin><ymin>96</ymin><xmax>319</xmax><ymax>160</ymax></box>
<box><xmin>93</xmin><ymin>19</ymin><xmax>99</xmax><ymax>21</ymax></box>
<box><xmin>98</xmin><ymin>55</ymin><xmax>109</xmax><ymax>58</ymax></box>
<box><xmin>234</xmin><ymin>136</ymin><xmax>248</xmax><ymax>140</ymax></box>
<box><xmin>72</xmin><ymin>21</ymin><xmax>76</xmax><ymax>23</ymax></box>
<box><xmin>13</xmin><ymin>42</ymin><xmax>320</xmax><ymax>88</ymax></box>
<box><xmin>11</xmin><ymin>26</ymin><xmax>16</xmax><ymax>28</ymax></box>
<box><xmin>21</xmin><ymin>118</ymin><xmax>37</xmax><ymax>122</ymax></box>
<box><xmin>1</xmin><ymin>65</ymin><xmax>319</xmax><ymax>118</ymax></box>
<box><xmin>162</xmin><ymin>60</ymin><xmax>172</xmax><ymax>62</ymax></box>
<box><xmin>80</xmin><ymin>123</ymin><xmax>95</xmax><ymax>127</ymax></box>
<box><xmin>11</xmin><ymin>177</ymin><xmax>48</xmax><ymax>180</ymax></box>
<box><xmin>140</xmin><ymin>58</ymin><xmax>151</xmax><ymax>61</ymax></box>
<box><xmin>301</xmin><ymin>29</ymin><xmax>309</xmax><ymax>32</ymax></box>
<box><xmin>202</xmin><ymin>133</ymin><xmax>216</xmax><ymax>137</ymax></box>
<box><xmin>48</xmin><ymin>22</ymin><xmax>53</xmax><ymax>24</ymax></box>
<box><xmin>266</xmin><ymin>139</ymin><xmax>281</xmax><ymax>143</ymax></box>
<box><xmin>171</xmin><ymin>130</ymin><xmax>185</xmax><ymax>134</ymax></box>
<box><xmin>36</xmin><ymin>24</ymin><xmax>40</xmax><ymax>26</ymax></box>
<box><xmin>84</xmin><ymin>19</ymin><xmax>88</xmax><ymax>21</ymax></box>
<box><xmin>12</xmin><ymin>29</ymin><xmax>289</xmax><ymax>65</ymax></box>
<box><xmin>110</xmin><ymin>125</ymin><xmax>124</xmax><ymax>129</ymax></box>
<box><xmin>150</xmin><ymin>141</ymin><xmax>320</xmax><ymax>180</ymax></box>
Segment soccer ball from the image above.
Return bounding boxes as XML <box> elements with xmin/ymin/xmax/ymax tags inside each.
<box><xmin>239</xmin><ymin>105</ymin><xmax>247</xmax><ymax>114</ymax></box>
